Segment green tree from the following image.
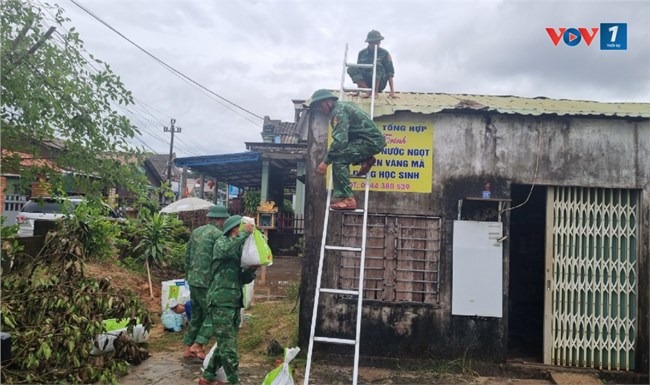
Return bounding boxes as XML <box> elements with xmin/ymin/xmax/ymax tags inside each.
<box><xmin>1</xmin><ymin>0</ymin><xmax>145</xmax><ymax>197</ymax></box>
<box><xmin>133</xmin><ymin>212</ymin><xmax>173</xmax><ymax>297</ymax></box>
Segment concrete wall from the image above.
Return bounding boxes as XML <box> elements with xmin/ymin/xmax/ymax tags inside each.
<box><xmin>299</xmin><ymin>109</ymin><xmax>649</xmax><ymax>369</ymax></box>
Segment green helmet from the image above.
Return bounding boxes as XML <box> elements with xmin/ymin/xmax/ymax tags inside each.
<box><xmin>206</xmin><ymin>205</ymin><xmax>229</xmax><ymax>218</ymax></box>
<box><xmin>308</xmin><ymin>89</ymin><xmax>338</xmax><ymax>107</ymax></box>
<box><xmin>222</xmin><ymin>215</ymin><xmax>242</xmax><ymax>235</ymax></box>
<box><xmin>365</xmin><ymin>30</ymin><xmax>384</xmax><ymax>42</ymax></box>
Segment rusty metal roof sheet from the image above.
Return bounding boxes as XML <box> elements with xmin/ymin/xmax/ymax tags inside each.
<box><xmin>341</xmin><ymin>92</ymin><xmax>650</xmax><ymax>119</ymax></box>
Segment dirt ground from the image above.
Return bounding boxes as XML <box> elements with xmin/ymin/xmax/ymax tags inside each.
<box><xmin>88</xmin><ymin>257</ymin><xmax>646</xmax><ymax>385</ymax></box>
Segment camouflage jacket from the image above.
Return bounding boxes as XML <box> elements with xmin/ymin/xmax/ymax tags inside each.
<box><xmin>357</xmin><ymin>46</ymin><xmax>394</xmax><ymax>78</ymax></box>
<box><xmin>185</xmin><ymin>223</ymin><xmax>222</xmax><ymax>288</ymax></box>
<box><xmin>207</xmin><ymin>232</ymin><xmax>256</xmax><ymax>308</ymax></box>
<box><xmin>324</xmin><ymin>101</ymin><xmax>387</xmax><ymax>164</ymax></box>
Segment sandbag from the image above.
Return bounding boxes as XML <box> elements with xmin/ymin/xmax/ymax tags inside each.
<box><xmin>201</xmin><ymin>343</ymin><xmax>227</xmax><ymax>382</ymax></box>
<box><xmin>262</xmin><ymin>347</ymin><xmax>300</xmax><ymax>385</ymax></box>
<box><xmin>90</xmin><ymin>319</ymin><xmax>149</xmax><ymax>355</ymax></box>
<box><xmin>241</xmin><ymin>230</ymin><xmax>273</xmax><ymax>267</ymax></box>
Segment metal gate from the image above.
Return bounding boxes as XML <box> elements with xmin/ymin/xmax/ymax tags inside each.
<box><xmin>2</xmin><ymin>194</ymin><xmax>28</xmax><ymax>225</ymax></box>
<box><xmin>544</xmin><ymin>187</ymin><xmax>638</xmax><ymax>370</ymax></box>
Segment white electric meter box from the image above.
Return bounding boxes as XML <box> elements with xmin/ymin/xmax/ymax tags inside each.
<box><xmin>452</xmin><ymin>221</ymin><xmax>503</xmax><ymax>317</ymax></box>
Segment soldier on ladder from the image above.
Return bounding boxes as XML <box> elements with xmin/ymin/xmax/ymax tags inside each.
<box><xmin>304</xmin><ymin>38</ymin><xmax>384</xmax><ymax>385</ymax></box>
<box><xmin>309</xmin><ymin>89</ymin><xmax>386</xmax><ymax>210</ymax></box>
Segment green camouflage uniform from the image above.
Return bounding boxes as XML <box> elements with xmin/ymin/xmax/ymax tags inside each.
<box><xmin>347</xmin><ymin>46</ymin><xmax>395</xmax><ymax>92</ymax></box>
<box><xmin>325</xmin><ymin>101</ymin><xmax>387</xmax><ymax>199</ymax></box>
<box><xmin>182</xmin><ymin>223</ymin><xmax>222</xmax><ymax>348</ymax></box>
<box><xmin>203</xmin><ymin>232</ymin><xmax>256</xmax><ymax>385</ymax></box>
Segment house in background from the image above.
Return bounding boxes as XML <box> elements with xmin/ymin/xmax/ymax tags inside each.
<box><xmin>144</xmin><ymin>153</ymin><xmax>182</xmax><ymax>203</ymax></box>
<box><xmin>299</xmin><ymin>91</ymin><xmax>649</xmax><ymax>374</ymax></box>
<box><xmin>175</xmin><ymin>101</ymin><xmax>309</xmax><ymax>251</ymax></box>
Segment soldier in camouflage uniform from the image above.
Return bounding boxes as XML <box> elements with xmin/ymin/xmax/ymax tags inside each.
<box><xmin>200</xmin><ymin>215</ymin><xmax>258</xmax><ymax>385</ymax></box>
<box><xmin>183</xmin><ymin>205</ymin><xmax>230</xmax><ymax>360</ymax></box>
<box><xmin>347</xmin><ymin>30</ymin><xmax>395</xmax><ymax>98</ymax></box>
<box><xmin>309</xmin><ymin>89</ymin><xmax>387</xmax><ymax>210</ymax></box>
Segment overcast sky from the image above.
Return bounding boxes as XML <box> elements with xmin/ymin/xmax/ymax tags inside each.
<box><xmin>49</xmin><ymin>0</ymin><xmax>650</xmax><ymax>157</ymax></box>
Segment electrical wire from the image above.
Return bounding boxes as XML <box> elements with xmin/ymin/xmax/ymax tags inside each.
<box><xmin>68</xmin><ymin>0</ymin><xmax>264</xmax><ymax>122</ymax></box>
<box><xmin>36</xmin><ymin>14</ymin><xmax>207</xmax><ymax>156</ymax></box>
<box><xmin>37</xmin><ymin>0</ymin><xmax>241</xmax><ymax>154</ymax></box>
<box><xmin>500</xmin><ymin>128</ymin><xmax>542</xmax><ymax>214</ymax></box>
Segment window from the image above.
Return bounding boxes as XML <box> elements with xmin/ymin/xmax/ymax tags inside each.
<box><xmin>336</xmin><ymin>213</ymin><xmax>441</xmax><ymax>305</ymax></box>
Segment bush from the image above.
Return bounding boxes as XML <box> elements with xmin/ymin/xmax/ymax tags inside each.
<box><xmin>74</xmin><ymin>201</ymin><xmax>122</xmax><ymax>261</ymax></box>
<box><xmin>0</xmin><ymin>217</ymin><xmax>152</xmax><ymax>384</ymax></box>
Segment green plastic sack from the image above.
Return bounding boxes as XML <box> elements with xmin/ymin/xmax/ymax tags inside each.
<box><xmin>262</xmin><ymin>347</ymin><xmax>300</xmax><ymax>385</ymax></box>
<box><xmin>241</xmin><ymin>229</ymin><xmax>273</xmax><ymax>267</ymax></box>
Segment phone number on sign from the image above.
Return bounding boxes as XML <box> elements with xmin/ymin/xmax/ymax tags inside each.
<box><xmin>351</xmin><ymin>182</ymin><xmax>411</xmax><ymax>190</ymax></box>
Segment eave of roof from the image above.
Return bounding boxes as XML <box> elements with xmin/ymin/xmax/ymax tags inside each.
<box><xmin>338</xmin><ymin>92</ymin><xmax>650</xmax><ymax>119</ymax></box>
<box><xmin>174</xmin><ymin>152</ymin><xmax>263</xmax><ymax>189</ymax></box>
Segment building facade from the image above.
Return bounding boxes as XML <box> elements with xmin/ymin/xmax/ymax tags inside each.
<box><xmin>299</xmin><ymin>92</ymin><xmax>650</xmax><ymax>373</ymax></box>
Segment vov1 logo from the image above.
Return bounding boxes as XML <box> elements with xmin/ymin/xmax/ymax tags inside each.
<box><xmin>545</xmin><ymin>23</ymin><xmax>627</xmax><ymax>50</ymax></box>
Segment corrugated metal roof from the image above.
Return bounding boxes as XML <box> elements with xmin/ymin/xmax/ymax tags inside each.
<box><xmin>340</xmin><ymin>92</ymin><xmax>650</xmax><ymax>119</ymax></box>
<box><xmin>262</xmin><ymin>117</ymin><xmax>300</xmax><ymax>144</ymax></box>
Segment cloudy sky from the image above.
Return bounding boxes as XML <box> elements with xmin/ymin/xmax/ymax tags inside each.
<box><xmin>45</xmin><ymin>0</ymin><xmax>650</xmax><ymax>157</ymax></box>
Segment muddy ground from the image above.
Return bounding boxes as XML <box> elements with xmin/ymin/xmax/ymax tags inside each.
<box><xmin>91</xmin><ymin>256</ymin><xmax>645</xmax><ymax>385</ymax></box>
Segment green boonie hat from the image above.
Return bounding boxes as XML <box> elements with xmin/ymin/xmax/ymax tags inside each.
<box><xmin>222</xmin><ymin>215</ymin><xmax>242</xmax><ymax>234</ymax></box>
<box><xmin>308</xmin><ymin>89</ymin><xmax>338</xmax><ymax>107</ymax></box>
<box><xmin>365</xmin><ymin>30</ymin><xmax>384</xmax><ymax>42</ymax></box>
<box><xmin>206</xmin><ymin>205</ymin><xmax>229</xmax><ymax>218</ymax></box>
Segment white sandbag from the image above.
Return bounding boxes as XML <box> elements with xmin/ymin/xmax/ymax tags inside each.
<box><xmin>262</xmin><ymin>347</ymin><xmax>301</xmax><ymax>385</ymax></box>
<box><xmin>201</xmin><ymin>343</ymin><xmax>227</xmax><ymax>382</ymax></box>
<box><xmin>241</xmin><ymin>230</ymin><xmax>273</xmax><ymax>267</ymax></box>
<box><xmin>161</xmin><ymin>279</ymin><xmax>190</xmax><ymax>311</ymax></box>
<box><xmin>90</xmin><ymin>324</ymin><xmax>149</xmax><ymax>355</ymax></box>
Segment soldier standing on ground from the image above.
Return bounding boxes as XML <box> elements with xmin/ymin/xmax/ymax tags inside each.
<box><xmin>183</xmin><ymin>205</ymin><xmax>230</xmax><ymax>360</ymax></box>
<box><xmin>347</xmin><ymin>30</ymin><xmax>396</xmax><ymax>98</ymax></box>
<box><xmin>309</xmin><ymin>89</ymin><xmax>387</xmax><ymax>210</ymax></box>
<box><xmin>200</xmin><ymin>215</ymin><xmax>258</xmax><ymax>385</ymax></box>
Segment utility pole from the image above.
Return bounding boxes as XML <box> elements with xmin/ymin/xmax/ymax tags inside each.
<box><xmin>164</xmin><ymin>118</ymin><xmax>181</xmax><ymax>201</ymax></box>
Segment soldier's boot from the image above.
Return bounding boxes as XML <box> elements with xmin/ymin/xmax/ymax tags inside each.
<box><xmin>330</xmin><ymin>197</ymin><xmax>356</xmax><ymax>210</ymax></box>
<box><xmin>355</xmin><ymin>156</ymin><xmax>376</xmax><ymax>177</ymax></box>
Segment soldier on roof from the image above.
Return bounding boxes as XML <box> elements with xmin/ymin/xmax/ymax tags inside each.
<box><xmin>347</xmin><ymin>30</ymin><xmax>396</xmax><ymax>98</ymax></box>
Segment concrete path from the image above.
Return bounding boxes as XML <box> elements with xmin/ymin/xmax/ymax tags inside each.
<box><xmin>549</xmin><ymin>371</ymin><xmax>603</xmax><ymax>385</ymax></box>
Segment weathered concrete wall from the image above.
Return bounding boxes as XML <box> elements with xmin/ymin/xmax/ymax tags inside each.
<box><xmin>299</xmin><ymin>109</ymin><xmax>649</xmax><ymax>369</ymax></box>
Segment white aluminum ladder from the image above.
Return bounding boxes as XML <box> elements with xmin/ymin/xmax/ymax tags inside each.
<box><xmin>303</xmin><ymin>43</ymin><xmax>378</xmax><ymax>385</ymax></box>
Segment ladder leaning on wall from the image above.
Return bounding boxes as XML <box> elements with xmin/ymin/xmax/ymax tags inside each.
<box><xmin>303</xmin><ymin>43</ymin><xmax>379</xmax><ymax>385</ymax></box>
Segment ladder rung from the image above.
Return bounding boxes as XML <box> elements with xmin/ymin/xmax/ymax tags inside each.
<box><xmin>325</xmin><ymin>245</ymin><xmax>362</xmax><ymax>252</ymax></box>
<box><xmin>343</xmin><ymin>87</ymin><xmax>372</xmax><ymax>93</ymax></box>
<box><xmin>320</xmin><ymin>288</ymin><xmax>359</xmax><ymax>296</ymax></box>
<box><xmin>329</xmin><ymin>208</ymin><xmax>365</xmax><ymax>213</ymax></box>
<box><xmin>313</xmin><ymin>336</ymin><xmax>356</xmax><ymax>346</ymax></box>
<box><xmin>346</xmin><ymin>63</ymin><xmax>373</xmax><ymax>69</ymax></box>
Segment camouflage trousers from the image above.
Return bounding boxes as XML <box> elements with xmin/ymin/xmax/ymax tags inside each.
<box><xmin>330</xmin><ymin>139</ymin><xmax>384</xmax><ymax>199</ymax></box>
<box><xmin>182</xmin><ymin>286</ymin><xmax>212</xmax><ymax>346</ymax></box>
<box><xmin>347</xmin><ymin>65</ymin><xmax>388</xmax><ymax>92</ymax></box>
<box><xmin>203</xmin><ymin>306</ymin><xmax>241</xmax><ymax>384</ymax></box>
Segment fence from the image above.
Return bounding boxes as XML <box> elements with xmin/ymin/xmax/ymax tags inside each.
<box><xmin>275</xmin><ymin>212</ymin><xmax>304</xmax><ymax>234</ymax></box>
<box><xmin>3</xmin><ymin>194</ymin><xmax>28</xmax><ymax>225</ymax></box>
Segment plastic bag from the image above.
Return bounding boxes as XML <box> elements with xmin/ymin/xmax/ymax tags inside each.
<box><xmin>242</xmin><ymin>280</ymin><xmax>254</xmax><ymax>309</ymax></box>
<box><xmin>90</xmin><ymin>322</ymin><xmax>149</xmax><ymax>355</ymax></box>
<box><xmin>241</xmin><ymin>229</ymin><xmax>273</xmax><ymax>267</ymax></box>
<box><xmin>160</xmin><ymin>309</ymin><xmax>184</xmax><ymax>332</ymax></box>
<box><xmin>201</xmin><ymin>343</ymin><xmax>227</xmax><ymax>382</ymax></box>
<box><xmin>262</xmin><ymin>347</ymin><xmax>300</xmax><ymax>385</ymax></box>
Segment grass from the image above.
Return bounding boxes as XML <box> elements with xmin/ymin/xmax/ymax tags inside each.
<box><xmin>144</xmin><ymin>296</ymin><xmax>299</xmax><ymax>362</ymax></box>
<box><xmin>239</xmin><ymin>299</ymin><xmax>299</xmax><ymax>356</ymax></box>
<box><xmin>145</xmin><ymin>325</ymin><xmax>185</xmax><ymax>352</ymax></box>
